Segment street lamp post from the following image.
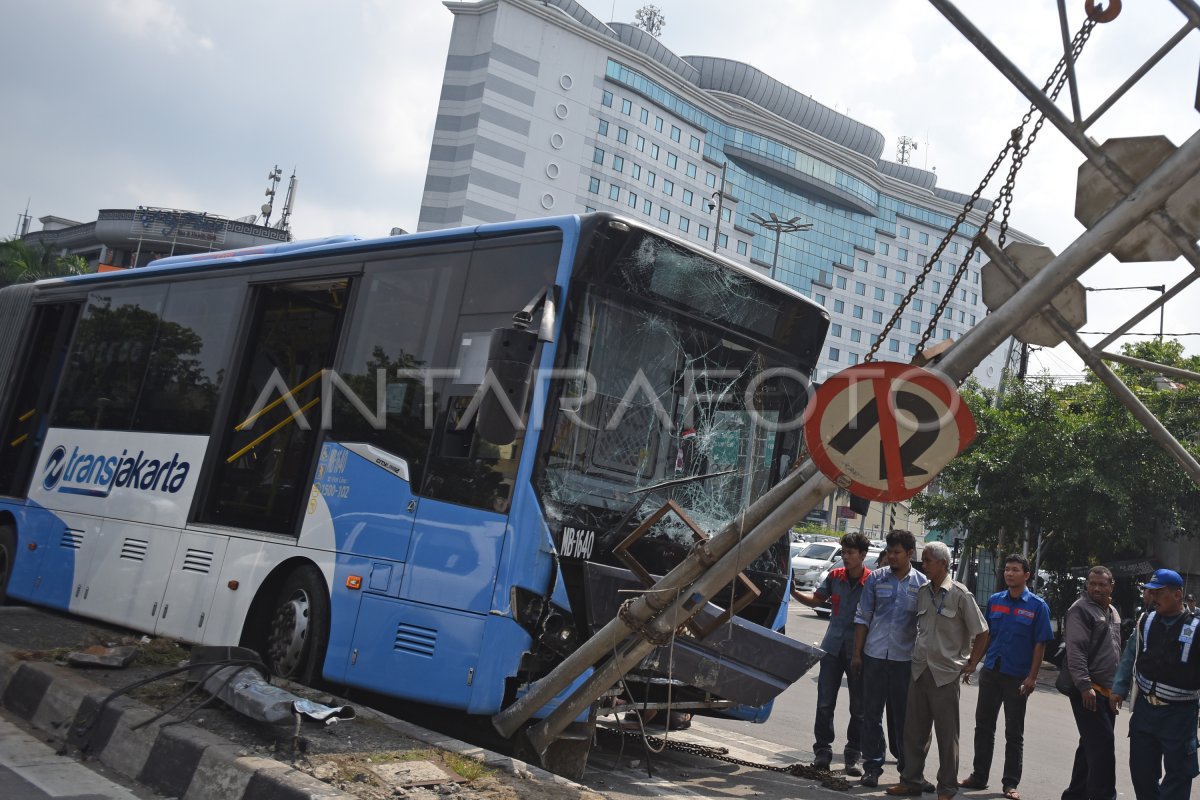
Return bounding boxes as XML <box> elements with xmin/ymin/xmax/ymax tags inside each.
<box><xmin>748</xmin><ymin>212</ymin><xmax>813</xmax><ymax>281</ymax></box>
<box><xmin>1084</xmin><ymin>284</ymin><xmax>1167</xmax><ymax>341</ymax></box>
<box><xmin>707</xmin><ymin>161</ymin><xmax>728</xmax><ymax>253</ymax></box>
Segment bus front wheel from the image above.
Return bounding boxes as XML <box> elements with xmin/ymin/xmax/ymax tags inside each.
<box><xmin>0</xmin><ymin>523</ymin><xmax>14</xmax><ymax>605</ymax></box>
<box><xmin>264</xmin><ymin>565</ymin><xmax>330</xmax><ymax>684</ymax></box>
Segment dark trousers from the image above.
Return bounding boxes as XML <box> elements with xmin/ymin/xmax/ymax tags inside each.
<box><xmin>1127</xmin><ymin>695</ymin><xmax>1199</xmax><ymax>800</ymax></box>
<box><xmin>813</xmin><ymin>650</ymin><xmax>864</xmax><ymax>760</ymax></box>
<box><xmin>900</xmin><ymin>668</ymin><xmax>963</xmax><ymax>797</ymax></box>
<box><xmin>971</xmin><ymin>667</ymin><xmax>1029</xmax><ymax>789</ymax></box>
<box><xmin>1061</xmin><ymin>690</ymin><xmax>1116</xmax><ymax>800</ymax></box>
<box><xmin>862</xmin><ymin>655</ymin><xmax>911</xmax><ymax>775</ymax></box>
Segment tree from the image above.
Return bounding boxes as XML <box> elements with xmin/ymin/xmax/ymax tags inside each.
<box><xmin>910</xmin><ymin>340</ymin><xmax>1200</xmax><ymax>614</ymax></box>
<box><xmin>0</xmin><ymin>239</ymin><xmax>89</xmax><ymax>286</ymax></box>
<box><xmin>634</xmin><ymin>4</ymin><xmax>666</xmax><ymax>37</ymax></box>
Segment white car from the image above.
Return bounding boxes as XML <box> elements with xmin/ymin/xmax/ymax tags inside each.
<box><xmin>790</xmin><ymin>541</ymin><xmax>842</xmax><ymax>591</ymax></box>
<box><xmin>810</xmin><ymin>546</ymin><xmax>886</xmax><ymax>616</ymax></box>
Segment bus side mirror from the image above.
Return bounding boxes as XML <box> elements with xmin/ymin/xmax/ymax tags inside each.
<box><xmin>476</xmin><ymin>326</ymin><xmax>539</xmax><ymax>446</ymax></box>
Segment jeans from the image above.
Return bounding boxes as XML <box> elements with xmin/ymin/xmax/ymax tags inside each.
<box><xmin>1127</xmin><ymin>695</ymin><xmax>1199</xmax><ymax>800</ymax></box>
<box><xmin>814</xmin><ymin>650</ymin><xmax>864</xmax><ymax>761</ymax></box>
<box><xmin>971</xmin><ymin>667</ymin><xmax>1029</xmax><ymax>789</ymax></box>
<box><xmin>1061</xmin><ymin>690</ymin><xmax>1116</xmax><ymax>800</ymax></box>
<box><xmin>862</xmin><ymin>655</ymin><xmax>911</xmax><ymax>776</ymax></box>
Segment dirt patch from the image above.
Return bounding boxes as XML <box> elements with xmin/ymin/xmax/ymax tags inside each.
<box><xmin>16</xmin><ymin>635</ymin><xmax>601</xmax><ymax>800</ymax></box>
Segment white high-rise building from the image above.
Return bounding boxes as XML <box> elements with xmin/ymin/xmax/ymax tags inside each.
<box><xmin>420</xmin><ymin>0</ymin><xmax>1031</xmax><ymax>385</ymax></box>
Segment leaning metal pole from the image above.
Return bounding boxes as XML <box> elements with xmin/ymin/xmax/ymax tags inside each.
<box><xmin>495</xmin><ymin>129</ymin><xmax>1200</xmax><ymax>753</ymax></box>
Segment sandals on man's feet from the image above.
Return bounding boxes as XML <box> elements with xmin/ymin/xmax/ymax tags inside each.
<box><xmin>957</xmin><ymin>776</ymin><xmax>988</xmax><ymax>791</ymax></box>
<box><xmin>1002</xmin><ymin>788</ymin><xmax>1020</xmax><ymax>800</ymax></box>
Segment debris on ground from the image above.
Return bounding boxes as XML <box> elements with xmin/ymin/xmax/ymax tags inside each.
<box><xmin>66</xmin><ymin>644</ymin><xmax>138</xmax><ymax>668</ymax></box>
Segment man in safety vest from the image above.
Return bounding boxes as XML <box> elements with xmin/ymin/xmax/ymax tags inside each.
<box><xmin>1111</xmin><ymin>568</ymin><xmax>1200</xmax><ymax>800</ymax></box>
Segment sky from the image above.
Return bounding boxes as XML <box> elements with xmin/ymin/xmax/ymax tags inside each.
<box><xmin>2</xmin><ymin>0</ymin><xmax>1198</xmax><ymax>378</ymax></box>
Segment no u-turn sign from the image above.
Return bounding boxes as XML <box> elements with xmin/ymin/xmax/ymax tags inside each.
<box><xmin>804</xmin><ymin>362</ymin><xmax>976</xmax><ymax>502</ymax></box>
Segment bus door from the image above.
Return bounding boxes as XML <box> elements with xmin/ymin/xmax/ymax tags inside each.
<box><xmin>0</xmin><ymin>302</ymin><xmax>80</xmax><ymax>499</ymax></box>
<box><xmin>197</xmin><ymin>278</ymin><xmax>350</xmax><ymax>535</ymax></box>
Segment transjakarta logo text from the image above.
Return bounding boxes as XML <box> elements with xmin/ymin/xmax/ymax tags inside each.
<box><xmin>41</xmin><ymin>445</ymin><xmax>191</xmax><ymax>496</ymax></box>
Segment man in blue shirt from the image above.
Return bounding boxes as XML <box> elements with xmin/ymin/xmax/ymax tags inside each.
<box><xmin>958</xmin><ymin>554</ymin><xmax>1053</xmax><ymax>800</ymax></box>
<box><xmin>853</xmin><ymin>529</ymin><xmax>929</xmax><ymax>786</ymax></box>
<box><xmin>793</xmin><ymin>532</ymin><xmax>872</xmax><ymax>774</ymax></box>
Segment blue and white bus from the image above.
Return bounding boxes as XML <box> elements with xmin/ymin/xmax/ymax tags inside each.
<box><xmin>0</xmin><ymin>214</ymin><xmax>828</xmax><ymax>755</ymax></box>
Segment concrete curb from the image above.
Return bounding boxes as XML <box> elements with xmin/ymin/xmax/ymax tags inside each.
<box><xmin>0</xmin><ymin>645</ymin><xmax>588</xmax><ymax>799</ymax></box>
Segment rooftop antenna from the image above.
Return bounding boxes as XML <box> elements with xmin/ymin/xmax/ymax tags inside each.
<box><xmin>14</xmin><ymin>198</ymin><xmax>31</xmax><ymax>238</ymax></box>
<box><xmin>275</xmin><ymin>169</ymin><xmax>298</xmax><ymax>231</ymax></box>
<box><xmin>261</xmin><ymin>165</ymin><xmax>282</xmax><ymax>227</ymax></box>
<box><xmin>896</xmin><ymin>135</ymin><xmax>918</xmax><ymax>166</ymax></box>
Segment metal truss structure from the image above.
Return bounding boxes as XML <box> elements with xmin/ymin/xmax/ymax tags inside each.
<box><xmin>494</xmin><ymin>0</ymin><xmax>1200</xmax><ymax>756</ymax></box>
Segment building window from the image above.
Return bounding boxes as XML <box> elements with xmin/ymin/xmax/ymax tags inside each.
<box><xmin>815</xmin><ymin>293</ymin><xmax>826</xmax><ymax>305</ymax></box>
<box><xmin>897</xmin><ymin>270</ymin><xmax>907</xmax><ymax>283</ymax></box>
<box><xmin>876</xmin><ymin>265</ymin><xmax>887</xmax><ymax>278</ymax></box>
<box><xmin>612</xmin><ymin>155</ymin><xmax>624</xmax><ymax>172</ymax></box>
<box><xmin>898</xmin><ymin>248</ymin><xmax>909</xmax><ymax>261</ymax></box>
<box><xmin>601</xmin><ymin>90</ymin><xmax>613</xmax><ymax>107</ymax></box>
<box><xmin>913</xmin><ymin>298</ymin><xmax>924</xmax><ymax>312</ymax></box>
<box><xmin>643</xmin><ymin>198</ymin><xmax>652</xmax><ymax>215</ymax></box>
<box><xmin>718</xmin><ymin>232</ymin><xmax>728</xmax><ymax>248</ymax></box>
<box><xmin>690</xmin><ymin>135</ymin><xmax>701</xmax><ymax>152</ymax></box>
<box><xmin>942</xmin><ymin>327</ymin><xmax>951</xmax><ymax>339</ymax></box>
<box><xmin>852</xmin><ymin>305</ymin><xmax>864</xmax><ymax>319</ymax></box>
<box><xmin>908</xmin><ymin>343</ymin><xmax>918</xmax><ymax>355</ymax></box>
<box><xmin>585</xmin><ymin>205</ymin><xmax>596</xmax><ymax>212</ymax></box>
<box><xmin>592</xmin><ymin>147</ymin><xmax>605</xmax><ymax>165</ymax></box>
<box><xmin>670</xmin><ymin>125</ymin><xmax>681</xmax><ymax>142</ymax></box>
<box><xmin>872</xmin><ymin>310</ymin><xmax>883</xmax><ymax>323</ymax></box>
<box><xmin>639</xmin><ymin>107</ymin><xmax>649</xmax><ymax>124</ymax></box>
<box><xmin>829</xmin><ymin>347</ymin><xmax>841</xmax><ymax>361</ymax></box>
<box><xmin>628</xmin><ymin>191</ymin><xmax>638</xmax><ymax>208</ymax></box>
<box><xmin>737</xmin><ymin>240</ymin><xmax>748</xmax><ymax>255</ymax></box>
<box><xmin>588</xmin><ymin>177</ymin><xmax>600</xmax><ymax>193</ymax></box>
<box><xmin>698</xmin><ymin>224</ymin><xmax>710</xmax><ymax>241</ymax></box>
<box><xmin>831</xmin><ymin>323</ymin><xmax>842</xmax><ymax>337</ymax></box>
<box><xmin>666</xmin><ymin>153</ymin><xmax>678</xmax><ymax>169</ymax></box>
<box><xmin>919</xmin><ymin>232</ymin><xmax>929</xmax><ymax>244</ymax></box>
<box><xmin>617</xmin><ymin>126</ymin><xmax>629</xmax><ymax>144</ymax></box>
<box><xmin>631</xmin><ymin>164</ymin><xmax>641</xmax><ymax>180</ymax></box>
<box><xmin>621</xmin><ymin>98</ymin><xmax>632</xmax><ymax>115</ymax></box>
<box><xmin>893</xmin><ymin>292</ymin><xmax>903</xmax><ymax>305</ymax></box>
<box><xmin>836</xmin><ymin>275</ymin><xmax>847</xmax><ymax>289</ymax></box>
<box><xmin>910</xmin><ymin>320</ymin><xmax>920</xmax><ymax>333</ymax></box>
<box><xmin>879</xmin><ymin>242</ymin><xmax>890</xmax><ymax>256</ymax></box>
<box><xmin>950</xmin><ymin>242</ymin><xmax>959</xmax><ymax>254</ymax></box>
<box><xmin>899</xmin><ymin>225</ymin><xmax>910</xmax><ymax>238</ymax></box>
<box><xmin>686</xmin><ymin>162</ymin><xmax>698</xmax><ymax>178</ymax></box>
<box><xmin>659</xmin><ymin>207</ymin><xmax>670</xmax><ymax>223</ymax></box>
<box><xmin>971</xmin><ymin>293</ymin><xmax>978</xmax><ymax>305</ymax></box>
<box><xmin>706</xmin><ymin>172</ymin><xmax>716</xmax><ymax>188</ymax></box>
<box><xmin>598</xmin><ymin>119</ymin><xmax>609</xmax><ymax>136</ymax></box>
<box><xmin>855</xmin><ymin>281</ymin><xmax>866</xmax><ymax>296</ymax></box>
<box><xmin>960</xmin><ymin>288</ymin><xmax>968</xmax><ymax>301</ymax></box>
<box><xmin>679</xmin><ymin>216</ymin><xmax>690</xmax><ymax>232</ymax></box>
<box><xmin>848</xmin><ymin>353</ymin><xmax>860</xmax><ymax>366</ymax></box>
<box><xmin>970</xmin><ymin>314</ymin><xmax>977</xmax><ymax>325</ymax></box>
<box><xmin>682</xmin><ymin>189</ymin><xmax>693</xmax><ymax>206</ymax></box>
<box><xmin>663</xmin><ymin>179</ymin><xmax>674</xmax><ymax>196</ymax></box>
<box><xmin>655</xmin><ymin>116</ymin><xmax>664</xmax><ymax>132</ymax></box>
<box><xmin>608</xmin><ymin>184</ymin><xmax>620</xmax><ymax>201</ymax></box>
<box><xmin>721</xmin><ymin>206</ymin><xmax>731</xmax><ymax>222</ymax></box>
<box><xmin>976</xmin><ymin>251</ymin><xmax>982</xmax><ymax>262</ymax></box>
<box><xmin>650</xmin><ymin>144</ymin><xmax>660</xmax><ymax>160</ymax></box>
<box><xmin>647</xmin><ymin>171</ymin><xmax>656</xmax><ymax>187</ymax></box>
<box><xmin>933</xmin><ymin>280</ymin><xmax>941</xmax><ymax>293</ymax></box>
<box><xmin>857</xmin><ymin>258</ymin><xmax>868</xmax><ymax>271</ymax></box>
<box><xmin>935</xmin><ymin>260</ymin><xmax>943</xmax><ymax>272</ymax></box>
<box><xmin>873</xmin><ymin>287</ymin><xmax>885</xmax><ymax>300</ymax></box>
<box><xmin>850</xmin><ymin>328</ymin><xmax>861</xmax><ymax>342</ymax></box>
<box><xmin>834</xmin><ymin>299</ymin><xmax>844</xmax><ymax>313</ymax></box>
<box><xmin>973</xmin><ymin>272</ymin><xmax>980</xmax><ymax>284</ymax></box>
<box><xmin>636</xmin><ymin>135</ymin><xmax>646</xmax><ymax>152</ymax></box>
<box><xmin>889</xmin><ymin>339</ymin><xmax>900</xmax><ymax>352</ymax></box>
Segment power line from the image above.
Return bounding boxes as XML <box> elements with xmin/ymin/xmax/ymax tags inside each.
<box><xmin>1079</xmin><ymin>331</ymin><xmax>1200</xmax><ymax>336</ymax></box>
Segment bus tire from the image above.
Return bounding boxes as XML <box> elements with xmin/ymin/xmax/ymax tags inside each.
<box><xmin>264</xmin><ymin>564</ymin><xmax>330</xmax><ymax>685</ymax></box>
<box><xmin>0</xmin><ymin>523</ymin><xmax>15</xmax><ymax>605</ymax></box>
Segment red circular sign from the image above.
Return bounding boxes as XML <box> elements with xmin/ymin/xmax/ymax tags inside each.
<box><xmin>804</xmin><ymin>362</ymin><xmax>976</xmax><ymax>502</ymax></box>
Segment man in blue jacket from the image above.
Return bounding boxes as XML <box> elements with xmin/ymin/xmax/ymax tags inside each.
<box><xmin>958</xmin><ymin>554</ymin><xmax>1054</xmax><ymax>800</ymax></box>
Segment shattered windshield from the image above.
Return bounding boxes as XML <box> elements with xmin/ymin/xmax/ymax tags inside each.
<box><xmin>534</xmin><ymin>224</ymin><xmax>827</xmax><ymax>621</ymax></box>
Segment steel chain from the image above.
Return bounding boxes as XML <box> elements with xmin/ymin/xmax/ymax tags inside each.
<box><xmin>865</xmin><ymin>19</ymin><xmax>1095</xmax><ymax>364</ymax></box>
<box><xmin>597</xmin><ymin>726</ymin><xmax>854</xmax><ymax>790</ymax></box>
